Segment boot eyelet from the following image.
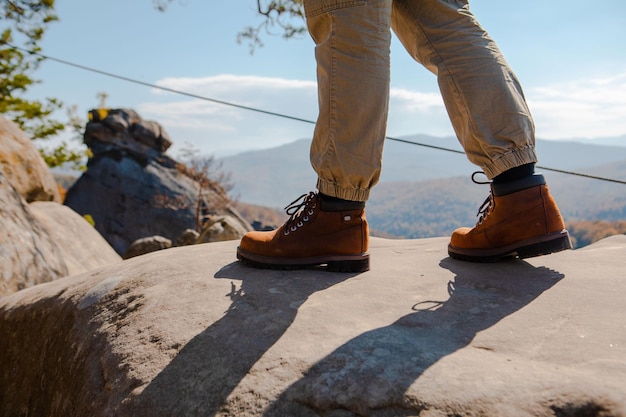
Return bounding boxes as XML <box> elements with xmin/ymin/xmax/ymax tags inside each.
<box><xmin>291</xmin><ymin>225</ymin><xmax>297</xmax><ymax>232</ymax></box>
<box><xmin>297</xmin><ymin>221</ymin><xmax>303</xmax><ymax>227</ymax></box>
<box><xmin>303</xmin><ymin>216</ymin><xmax>309</xmax><ymax>222</ymax></box>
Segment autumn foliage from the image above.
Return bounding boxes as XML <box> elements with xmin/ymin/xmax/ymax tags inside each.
<box><xmin>565</xmin><ymin>220</ymin><xmax>626</xmax><ymax>248</ymax></box>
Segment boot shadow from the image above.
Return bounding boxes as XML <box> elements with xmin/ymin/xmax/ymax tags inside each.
<box><xmin>125</xmin><ymin>261</ymin><xmax>358</xmax><ymax>416</ymax></box>
<box><xmin>265</xmin><ymin>258</ymin><xmax>565</xmax><ymax>416</ymax></box>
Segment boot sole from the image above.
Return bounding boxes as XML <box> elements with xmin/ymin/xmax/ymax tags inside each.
<box><xmin>236</xmin><ymin>247</ymin><xmax>370</xmax><ymax>273</ymax></box>
<box><xmin>448</xmin><ymin>229</ymin><xmax>573</xmax><ymax>263</ymax></box>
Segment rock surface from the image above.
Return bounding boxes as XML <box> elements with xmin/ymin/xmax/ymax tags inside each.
<box><xmin>28</xmin><ymin>202</ymin><xmax>121</xmax><ymax>276</ymax></box>
<box><xmin>64</xmin><ymin>108</ymin><xmax>250</xmax><ymax>256</ymax></box>
<box><xmin>84</xmin><ymin>108</ymin><xmax>172</xmax><ymax>155</ymax></box>
<box><xmin>197</xmin><ymin>215</ymin><xmax>251</xmax><ymax>244</ymax></box>
<box><xmin>1</xmin><ymin>236</ymin><xmax>625</xmax><ymax>416</ymax></box>
<box><xmin>0</xmin><ymin>115</ymin><xmax>60</xmax><ymax>203</ymax></box>
<box><xmin>123</xmin><ymin>235</ymin><xmax>172</xmax><ymax>259</ymax></box>
<box><xmin>0</xmin><ymin>170</ymin><xmax>68</xmax><ymax>295</ymax></box>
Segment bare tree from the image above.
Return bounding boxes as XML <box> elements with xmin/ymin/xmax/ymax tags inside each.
<box><xmin>176</xmin><ymin>143</ymin><xmax>233</xmax><ymax>232</ymax></box>
<box><xmin>153</xmin><ymin>0</ymin><xmax>306</xmax><ymax>53</ymax></box>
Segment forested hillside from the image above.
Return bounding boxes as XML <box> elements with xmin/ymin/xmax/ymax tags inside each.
<box><xmin>566</xmin><ymin>221</ymin><xmax>626</xmax><ymax>248</ymax></box>
<box><xmin>365</xmin><ymin>161</ymin><xmax>626</xmax><ymax>245</ymax></box>
<box><xmin>234</xmin><ymin>194</ymin><xmax>626</xmax><ymax>249</ymax></box>
<box><xmin>220</xmin><ymin>135</ymin><xmax>626</xmax><ymax>207</ymax></box>
<box><xmin>222</xmin><ymin>136</ymin><xmax>626</xmax><ymax>247</ymax></box>
<box><xmin>232</xmin><ymin>162</ymin><xmax>626</xmax><ymax>248</ymax></box>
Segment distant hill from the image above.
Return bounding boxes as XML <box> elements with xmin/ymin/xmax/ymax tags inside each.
<box><xmin>220</xmin><ymin>134</ymin><xmax>626</xmax><ymax>207</ymax></box>
<box><xmin>366</xmin><ymin>159</ymin><xmax>626</xmax><ymax>240</ymax></box>
<box><xmin>566</xmin><ymin>134</ymin><xmax>626</xmax><ymax>148</ymax></box>
<box><xmin>221</xmin><ymin>135</ymin><xmax>626</xmax><ymax>242</ymax></box>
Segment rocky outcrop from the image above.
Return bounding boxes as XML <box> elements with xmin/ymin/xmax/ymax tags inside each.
<box><xmin>64</xmin><ymin>108</ymin><xmax>251</xmax><ymax>256</ymax></box>
<box><xmin>1</xmin><ymin>237</ymin><xmax>625</xmax><ymax>416</ymax></box>
<box><xmin>83</xmin><ymin>108</ymin><xmax>172</xmax><ymax>156</ymax></box>
<box><xmin>175</xmin><ymin>229</ymin><xmax>200</xmax><ymax>246</ymax></box>
<box><xmin>0</xmin><ymin>117</ymin><xmax>122</xmax><ymax>296</ymax></box>
<box><xmin>0</xmin><ymin>115</ymin><xmax>60</xmax><ymax>203</ymax></box>
<box><xmin>123</xmin><ymin>235</ymin><xmax>172</xmax><ymax>259</ymax></box>
<box><xmin>197</xmin><ymin>214</ymin><xmax>251</xmax><ymax>243</ymax></box>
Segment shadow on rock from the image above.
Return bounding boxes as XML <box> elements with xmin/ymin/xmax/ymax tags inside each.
<box><xmin>265</xmin><ymin>258</ymin><xmax>565</xmax><ymax>416</ymax></box>
<box><xmin>125</xmin><ymin>262</ymin><xmax>357</xmax><ymax>416</ymax></box>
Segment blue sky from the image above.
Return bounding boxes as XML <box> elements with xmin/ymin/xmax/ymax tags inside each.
<box><xmin>25</xmin><ymin>0</ymin><xmax>626</xmax><ymax>157</ymax></box>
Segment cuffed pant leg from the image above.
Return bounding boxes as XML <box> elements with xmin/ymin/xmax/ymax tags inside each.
<box><xmin>391</xmin><ymin>0</ymin><xmax>537</xmax><ymax>179</ymax></box>
<box><xmin>305</xmin><ymin>0</ymin><xmax>392</xmax><ymax>201</ymax></box>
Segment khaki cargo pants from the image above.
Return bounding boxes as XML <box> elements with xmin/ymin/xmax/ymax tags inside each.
<box><xmin>304</xmin><ymin>0</ymin><xmax>538</xmax><ymax>201</ymax></box>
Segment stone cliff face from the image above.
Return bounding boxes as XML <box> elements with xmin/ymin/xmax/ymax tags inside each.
<box><xmin>64</xmin><ymin>108</ymin><xmax>250</xmax><ymax>256</ymax></box>
<box><xmin>1</xmin><ymin>237</ymin><xmax>625</xmax><ymax>417</ymax></box>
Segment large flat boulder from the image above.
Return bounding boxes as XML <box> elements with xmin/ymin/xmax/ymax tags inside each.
<box><xmin>1</xmin><ymin>236</ymin><xmax>625</xmax><ymax>416</ymax></box>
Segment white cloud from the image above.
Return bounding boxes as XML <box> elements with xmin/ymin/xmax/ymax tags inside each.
<box><xmin>528</xmin><ymin>73</ymin><xmax>626</xmax><ymax>139</ymax></box>
<box><xmin>138</xmin><ymin>74</ymin><xmax>320</xmax><ymax>156</ymax></box>
<box><xmin>152</xmin><ymin>75</ymin><xmax>317</xmax><ymax>101</ymax></box>
<box><xmin>136</xmin><ymin>73</ymin><xmax>626</xmax><ymax>157</ymax></box>
<box><xmin>140</xmin><ymin>101</ymin><xmax>243</xmax><ymax>131</ymax></box>
<box><xmin>390</xmin><ymin>87</ymin><xmax>444</xmax><ymax>111</ymax></box>
<box><xmin>387</xmin><ymin>87</ymin><xmax>452</xmax><ymax>137</ymax></box>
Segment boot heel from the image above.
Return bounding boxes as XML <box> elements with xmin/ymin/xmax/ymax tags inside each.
<box><xmin>326</xmin><ymin>258</ymin><xmax>370</xmax><ymax>273</ymax></box>
<box><xmin>517</xmin><ymin>232</ymin><xmax>573</xmax><ymax>259</ymax></box>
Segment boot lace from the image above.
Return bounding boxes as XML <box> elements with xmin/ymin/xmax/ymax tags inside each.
<box><xmin>283</xmin><ymin>192</ymin><xmax>317</xmax><ymax>236</ymax></box>
<box><xmin>472</xmin><ymin>171</ymin><xmax>494</xmax><ymax>226</ymax></box>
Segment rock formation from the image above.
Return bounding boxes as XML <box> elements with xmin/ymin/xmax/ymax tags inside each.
<box><xmin>0</xmin><ymin>115</ymin><xmax>121</xmax><ymax>296</ymax></box>
<box><xmin>64</xmin><ymin>108</ymin><xmax>251</xmax><ymax>256</ymax></box>
<box><xmin>123</xmin><ymin>235</ymin><xmax>172</xmax><ymax>259</ymax></box>
<box><xmin>28</xmin><ymin>202</ymin><xmax>121</xmax><ymax>276</ymax></box>
<box><xmin>0</xmin><ymin>169</ymin><xmax>68</xmax><ymax>295</ymax></box>
<box><xmin>197</xmin><ymin>215</ymin><xmax>251</xmax><ymax>244</ymax></box>
<box><xmin>1</xmin><ymin>236</ymin><xmax>625</xmax><ymax>416</ymax></box>
<box><xmin>0</xmin><ymin>116</ymin><xmax>60</xmax><ymax>203</ymax></box>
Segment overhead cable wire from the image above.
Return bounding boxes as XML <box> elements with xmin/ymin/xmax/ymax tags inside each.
<box><xmin>4</xmin><ymin>43</ymin><xmax>315</xmax><ymax>125</ymax></box>
<box><xmin>5</xmin><ymin>43</ymin><xmax>626</xmax><ymax>186</ymax></box>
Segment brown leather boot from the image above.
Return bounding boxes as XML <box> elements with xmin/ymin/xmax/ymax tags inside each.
<box><xmin>448</xmin><ymin>174</ymin><xmax>572</xmax><ymax>262</ymax></box>
<box><xmin>237</xmin><ymin>192</ymin><xmax>370</xmax><ymax>272</ymax></box>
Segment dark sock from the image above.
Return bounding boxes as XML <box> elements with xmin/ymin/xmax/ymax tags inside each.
<box><xmin>319</xmin><ymin>193</ymin><xmax>365</xmax><ymax>212</ymax></box>
<box><xmin>493</xmin><ymin>163</ymin><xmax>535</xmax><ymax>184</ymax></box>
<box><xmin>491</xmin><ymin>164</ymin><xmax>547</xmax><ymax>196</ymax></box>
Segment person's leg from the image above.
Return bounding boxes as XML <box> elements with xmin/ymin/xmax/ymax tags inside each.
<box><xmin>237</xmin><ymin>0</ymin><xmax>393</xmax><ymax>271</ymax></box>
<box><xmin>391</xmin><ymin>0</ymin><xmax>535</xmax><ymax>177</ymax></box>
<box><xmin>309</xmin><ymin>0</ymin><xmax>392</xmax><ymax>202</ymax></box>
<box><xmin>391</xmin><ymin>0</ymin><xmax>571</xmax><ymax>261</ymax></box>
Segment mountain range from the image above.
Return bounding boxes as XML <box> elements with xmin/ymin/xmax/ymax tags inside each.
<box><xmin>219</xmin><ymin>134</ymin><xmax>626</xmax><ymax>240</ymax></box>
